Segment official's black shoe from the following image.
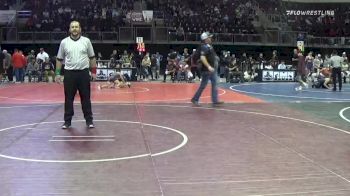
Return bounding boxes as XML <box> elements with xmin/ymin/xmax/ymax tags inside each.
<box><xmin>61</xmin><ymin>122</ymin><xmax>71</xmax><ymax>129</ymax></box>
<box><xmin>87</xmin><ymin>122</ymin><xmax>95</xmax><ymax>129</ymax></box>
<box><xmin>212</xmin><ymin>101</ymin><xmax>224</xmax><ymax>107</ymax></box>
<box><xmin>191</xmin><ymin>99</ymin><xmax>200</xmax><ymax>106</ymax></box>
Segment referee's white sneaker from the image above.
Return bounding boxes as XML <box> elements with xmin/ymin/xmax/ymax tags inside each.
<box><xmin>61</xmin><ymin>122</ymin><xmax>71</xmax><ymax>129</ymax></box>
<box><xmin>87</xmin><ymin>123</ymin><xmax>95</xmax><ymax>129</ymax></box>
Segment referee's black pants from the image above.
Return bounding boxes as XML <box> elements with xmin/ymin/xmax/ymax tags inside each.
<box><xmin>63</xmin><ymin>69</ymin><xmax>93</xmax><ymax>124</ymax></box>
<box><xmin>332</xmin><ymin>67</ymin><xmax>342</xmax><ymax>91</ymax></box>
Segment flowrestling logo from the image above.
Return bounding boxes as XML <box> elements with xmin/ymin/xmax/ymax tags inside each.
<box><xmin>286</xmin><ymin>10</ymin><xmax>335</xmax><ymax>16</ymax></box>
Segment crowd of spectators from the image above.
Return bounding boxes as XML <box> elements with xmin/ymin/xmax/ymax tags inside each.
<box><xmin>284</xmin><ymin>3</ymin><xmax>350</xmax><ymax>37</ymax></box>
<box><xmin>233</xmin><ymin>0</ymin><xmax>350</xmax><ymax>37</ymax></box>
<box><xmin>20</xmin><ymin>0</ymin><xmax>133</xmax><ymax>32</ymax></box>
<box><xmin>259</xmin><ymin>1</ymin><xmax>350</xmax><ymax>37</ymax></box>
<box><xmin>153</xmin><ymin>0</ymin><xmax>257</xmax><ymax>34</ymax></box>
<box><xmin>3</xmin><ymin>0</ymin><xmax>350</xmax><ymax>38</ymax></box>
<box><xmin>16</xmin><ymin>0</ymin><xmax>259</xmax><ymax>34</ymax></box>
<box><xmin>4</xmin><ymin>0</ymin><xmax>261</xmax><ymax>36</ymax></box>
<box><xmin>0</xmin><ymin>0</ymin><xmax>16</xmax><ymax>10</ymax></box>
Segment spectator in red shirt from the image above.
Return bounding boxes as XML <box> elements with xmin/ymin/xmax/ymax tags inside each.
<box><xmin>12</xmin><ymin>49</ymin><xmax>26</xmax><ymax>83</ymax></box>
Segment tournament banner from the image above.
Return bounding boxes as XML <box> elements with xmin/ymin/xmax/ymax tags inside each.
<box><xmin>96</xmin><ymin>68</ymin><xmax>137</xmax><ymax>81</ymax></box>
<box><xmin>96</xmin><ymin>69</ymin><xmax>108</xmax><ymax>81</ymax></box>
<box><xmin>127</xmin><ymin>11</ymin><xmax>144</xmax><ymax>22</ymax></box>
<box><xmin>261</xmin><ymin>70</ymin><xmax>295</xmax><ymax>82</ymax></box>
<box><xmin>127</xmin><ymin>11</ymin><xmax>153</xmax><ymax>22</ymax></box>
<box><xmin>142</xmin><ymin>10</ymin><xmax>153</xmax><ymax>23</ymax></box>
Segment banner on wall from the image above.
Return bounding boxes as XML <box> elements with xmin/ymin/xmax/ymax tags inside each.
<box><xmin>96</xmin><ymin>69</ymin><xmax>108</xmax><ymax>80</ymax></box>
<box><xmin>96</xmin><ymin>68</ymin><xmax>137</xmax><ymax>81</ymax></box>
<box><xmin>142</xmin><ymin>10</ymin><xmax>153</xmax><ymax>23</ymax></box>
<box><xmin>261</xmin><ymin>70</ymin><xmax>295</xmax><ymax>82</ymax></box>
<box><xmin>127</xmin><ymin>10</ymin><xmax>153</xmax><ymax>22</ymax></box>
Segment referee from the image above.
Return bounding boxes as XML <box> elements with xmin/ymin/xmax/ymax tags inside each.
<box><xmin>55</xmin><ymin>21</ymin><xmax>97</xmax><ymax>129</ymax></box>
<box><xmin>330</xmin><ymin>50</ymin><xmax>344</xmax><ymax>91</ymax></box>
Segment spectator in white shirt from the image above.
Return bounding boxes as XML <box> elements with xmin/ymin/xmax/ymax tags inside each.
<box><xmin>36</xmin><ymin>48</ymin><xmax>49</xmax><ymax>63</ymax></box>
<box><xmin>278</xmin><ymin>60</ymin><xmax>287</xmax><ymax>70</ymax></box>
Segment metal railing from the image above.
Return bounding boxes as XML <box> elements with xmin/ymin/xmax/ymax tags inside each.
<box><xmin>1</xmin><ymin>27</ymin><xmax>350</xmax><ymax>48</ymax></box>
<box><xmin>306</xmin><ymin>36</ymin><xmax>350</xmax><ymax>47</ymax></box>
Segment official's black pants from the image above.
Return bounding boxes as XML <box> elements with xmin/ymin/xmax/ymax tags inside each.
<box><xmin>63</xmin><ymin>69</ymin><xmax>93</xmax><ymax>124</ymax></box>
<box><xmin>332</xmin><ymin>67</ymin><xmax>342</xmax><ymax>91</ymax></box>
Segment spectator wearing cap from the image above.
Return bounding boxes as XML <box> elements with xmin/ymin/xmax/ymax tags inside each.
<box><xmin>27</xmin><ymin>50</ymin><xmax>36</xmax><ymax>64</ymax></box>
<box><xmin>191</xmin><ymin>32</ymin><xmax>224</xmax><ymax>107</ymax></box>
<box><xmin>3</xmin><ymin>50</ymin><xmax>13</xmax><ymax>81</ymax></box>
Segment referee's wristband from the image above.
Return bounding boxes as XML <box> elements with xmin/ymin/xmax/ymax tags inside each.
<box><xmin>55</xmin><ymin>69</ymin><xmax>61</xmax><ymax>76</ymax></box>
<box><xmin>91</xmin><ymin>67</ymin><xmax>97</xmax><ymax>74</ymax></box>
